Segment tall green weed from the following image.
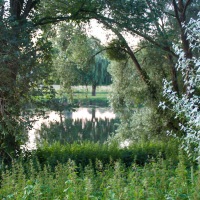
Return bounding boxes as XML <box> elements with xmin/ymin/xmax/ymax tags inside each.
<box><xmin>1</xmin><ymin>156</ymin><xmax>200</xmax><ymax>200</ymax></box>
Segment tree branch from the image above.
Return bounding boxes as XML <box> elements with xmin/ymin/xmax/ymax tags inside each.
<box><xmin>172</xmin><ymin>0</ymin><xmax>182</xmax><ymax>27</ymax></box>
<box><xmin>22</xmin><ymin>0</ymin><xmax>39</xmax><ymax>19</ymax></box>
<box><xmin>101</xmin><ymin>20</ymin><xmax>156</xmax><ymax>92</ymax></box>
<box><xmin>183</xmin><ymin>0</ymin><xmax>192</xmax><ymax>18</ymax></box>
<box><xmin>88</xmin><ymin>13</ymin><xmax>178</xmax><ymax>58</ymax></box>
<box><xmin>0</xmin><ymin>4</ymin><xmax>4</xmax><ymax>19</ymax></box>
<box><xmin>89</xmin><ymin>47</ymin><xmax>115</xmax><ymax>59</ymax></box>
<box><xmin>35</xmin><ymin>16</ymin><xmax>72</xmax><ymax>26</ymax></box>
<box><xmin>35</xmin><ymin>3</ymin><xmax>90</xmax><ymax>26</ymax></box>
<box><xmin>134</xmin><ymin>46</ymin><xmax>148</xmax><ymax>54</ymax></box>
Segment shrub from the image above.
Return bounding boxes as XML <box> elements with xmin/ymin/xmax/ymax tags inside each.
<box><xmin>29</xmin><ymin>140</ymin><xmax>179</xmax><ymax>170</ymax></box>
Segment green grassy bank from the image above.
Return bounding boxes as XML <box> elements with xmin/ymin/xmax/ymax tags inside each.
<box><xmin>70</xmin><ymin>86</ymin><xmax>111</xmax><ymax>106</ymax></box>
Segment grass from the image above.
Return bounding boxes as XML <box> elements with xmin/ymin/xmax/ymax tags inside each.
<box><xmin>72</xmin><ymin>85</ymin><xmax>112</xmax><ymax>93</ymax></box>
<box><xmin>65</xmin><ymin>85</ymin><xmax>111</xmax><ymax>106</ymax></box>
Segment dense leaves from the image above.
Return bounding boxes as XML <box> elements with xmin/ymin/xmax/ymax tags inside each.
<box><xmin>0</xmin><ymin>1</ymin><xmax>54</xmax><ymax>161</ymax></box>
<box><xmin>160</xmin><ymin>13</ymin><xmax>200</xmax><ymax>160</ymax></box>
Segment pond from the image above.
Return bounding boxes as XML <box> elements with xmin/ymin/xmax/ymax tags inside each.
<box><xmin>26</xmin><ymin>107</ymin><xmax>118</xmax><ymax>149</ymax></box>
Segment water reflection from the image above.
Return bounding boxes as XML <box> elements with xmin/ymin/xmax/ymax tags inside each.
<box><xmin>35</xmin><ymin>118</ymin><xmax>118</xmax><ymax>146</ymax></box>
<box><xmin>26</xmin><ymin>107</ymin><xmax>117</xmax><ymax>149</ymax></box>
<box><xmin>65</xmin><ymin>107</ymin><xmax>116</xmax><ymax>120</ymax></box>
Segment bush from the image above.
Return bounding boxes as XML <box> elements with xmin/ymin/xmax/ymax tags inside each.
<box><xmin>29</xmin><ymin>140</ymin><xmax>180</xmax><ymax>170</ymax></box>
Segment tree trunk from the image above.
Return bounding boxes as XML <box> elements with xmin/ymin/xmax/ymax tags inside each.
<box><xmin>0</xmin><ymin>0</ymin><xmax>39</xmax><ymax>162</ymax></box>
<box><xmin>92</xmin><ymin>84</ymin><xmax>97</xmax><ymax>96</ymax></box>
<box><xmin>125</xmin><ymin>46</ymin><xmax>157</xmax><ymax>100</ymax></box>
<box><xmin>102</xmin><ymin>21</ymin><xmax>158</xmax><ymax>100</ymax></box>
<box><xmin>173</xmin><ymin>0</ymin><xmax>193</xmax><ymax>95</ymax></box>
<box><xmin>92</xmin><ymin>108</ymin><xmax>96</xmax><ymax>121</ymax></box>
<box><xmin>167</xmin><ymin>54</ymin><xmax>180</xmax><ymax>95</ymax></box>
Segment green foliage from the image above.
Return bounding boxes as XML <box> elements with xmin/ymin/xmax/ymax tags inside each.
<box><xmin>1</xmin><ymin>0</ymin><xmax>199</xmax><ymax>166</ymax></box>
<box><xmin>51</xmin><ymin>24</ymin><xmax>111</xmax><ymax>96</ymax></box>
<box><xmin>106</xmin><ymin>39</ymin><xmax>128</xmax><ymax>61</ymax></box>
<box><xmin>42</xmin><ymin>0</ymin><xmax>198</xmax><ymax>146</ymax></box>
<box><xmin>108</xmin><ymin>60</ymin><xmax>148</xmax><ymax>109</ymax></box>
<box><xmin>31</xmin><ymin>140</ymin><xmax>179</xmax><ymax>169</ymax></box>
<box><xmin>0</xmin><ymin>152</ymin><xmax>199</xmax><ymax>199</ymax></box>
<box><xmin>160</xmin><ymin>13</ymin><xmax>200</xmax><ymax>160</ymax></box>
<box><xmin>0</xmin><ymin>3</ymin><xmax>54</xmax><ymax>162</ymax></box>
<box><xmin>107</xmin><ymin>38</ymin><xmax>182</xmax><ymax>142</ymax></box>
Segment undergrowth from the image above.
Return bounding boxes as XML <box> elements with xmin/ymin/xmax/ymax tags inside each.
<box><xmin>1</xmin><ymin>141</ymin><xmax>199</xmax><ymax>199</ymax></box>
<box><xmin>0</xmin><ymin>155</ymin><xmax>200</xmax><ymax>199</ymax></box>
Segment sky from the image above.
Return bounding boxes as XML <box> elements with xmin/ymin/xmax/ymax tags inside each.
<box><xmin>86</xmin><ymin>19</ymin><xmax>140</xmax><ymax>48</ymax></box>
<box><xmin>86</xmin><ymin>19</ymin><xmax>115</xmax><ymax>45</ymax></box>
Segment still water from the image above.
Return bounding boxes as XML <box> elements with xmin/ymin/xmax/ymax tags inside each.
<box><xmin>26</xmin><ymin>107</ymin><xmax>117</xmax><ymax>149</ymax></box>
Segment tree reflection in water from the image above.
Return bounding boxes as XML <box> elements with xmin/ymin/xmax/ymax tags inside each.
<box><xmin>35</xmin><ymin>118</ymin><xmax>119</xmax><ymax>145</ymax></box>
<box><xmin>27</xmin><ymin>107</ymin><xmax>118</xmax><ymax>148</ymax></box>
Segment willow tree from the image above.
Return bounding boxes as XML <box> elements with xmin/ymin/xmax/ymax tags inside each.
<box><xmin>52</xmin><ymin>24</ymin><xmax>111</xmax><ymax>96</ymax></box>
<box><xmin>90</xmin><ymin>54</ymin><xmax>111</xmax><ymax>96</ymax></box>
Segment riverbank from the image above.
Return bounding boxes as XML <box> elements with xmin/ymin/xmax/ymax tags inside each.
<box><xmin>57</xmin><ymin>85</ymin><xmax>111</xmax><ymax>107</ymax></box>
